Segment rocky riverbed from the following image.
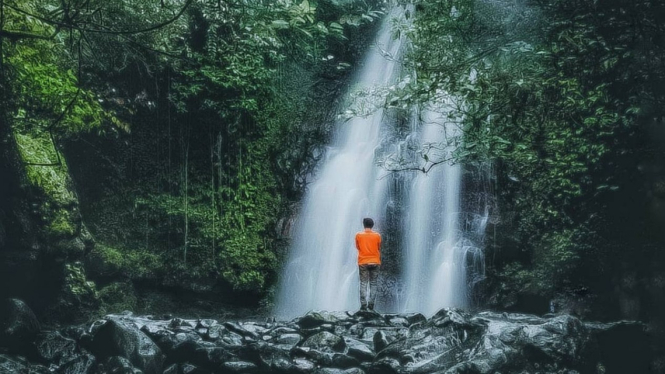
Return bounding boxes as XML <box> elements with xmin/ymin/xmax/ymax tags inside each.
<box><xmin>0</xmin><ymin>299</ymin><xmax>652</xmax><ymax>374</ymax></box>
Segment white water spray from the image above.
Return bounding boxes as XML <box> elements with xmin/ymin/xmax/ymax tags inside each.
<box><xmin>275</xmin><ymin>9</ymin><xmax>488</xmax><ymax>319</ymax></box>
<box><xmin>275</xmin><ymin>9</ymin><xmax>407</xmax><ymax>318</ymax></box>
<box><xmin>401</xmin><ymin>103</ymin><xmax>466</xmax><ymax>315</ymax></box>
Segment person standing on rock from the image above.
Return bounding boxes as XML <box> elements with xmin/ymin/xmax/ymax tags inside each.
<box><xmin>355</xmin><ymin>217</ymin><xmax>382</xmax><ymax>311</ymax></box>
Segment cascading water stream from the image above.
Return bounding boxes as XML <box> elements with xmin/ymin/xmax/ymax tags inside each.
<box><xmin>398</xmin><ymin>90</ymin><xmax>490</xmax><ymax>315</ymax></box>
<box><xmin>274</xmin><ymin>8</ymin><xmax>407</xmax><ymax>319</ymax></box>
<box><xmin>276</xmin><ymin>8</ymin><xmax>489</xmax><ymax>319</ymax></box>
<box><xmin>402</xmin><ymin>103</ymin><xmax>465</xmax><ymax>315</ymax></box>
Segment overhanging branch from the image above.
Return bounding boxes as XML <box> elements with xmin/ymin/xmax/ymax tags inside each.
<box><xmin>5</xmin><ymin>0</ymin><xmax>194</xmax><ymax>36</ymax></box>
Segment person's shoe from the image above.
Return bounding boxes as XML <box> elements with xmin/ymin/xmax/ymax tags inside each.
<box><xmin>360</xmin><ymin>305</ymin><xmax>368</xmax><ymax>311</ymax></box>
<box><xmin>368</xmin><ymin>304</ymin><xmax>375</xmax><ymax>312</ymax></box>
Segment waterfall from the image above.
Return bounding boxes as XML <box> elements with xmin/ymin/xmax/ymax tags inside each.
<box><xmin>402</xmin><ymin>103</ymin><xmax>465</xmax><ymax>314</ymax></box>
<box><xmin>275</xmin><ymin>8</ymin><xmax>488</xmax><ymax>319</ymax></box>
<box><xmin>274</xmin><ymin>8</ymin><xmax>407</xmax><ymax>318</ymax></box>
<box><xmin>400</xmin><ymin>98</ymin><xmax>488</xmax><ymax>315</ymax></box>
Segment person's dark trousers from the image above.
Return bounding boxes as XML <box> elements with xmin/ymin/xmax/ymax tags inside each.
<box><xmin>359</xmin><ymin>264</ymin><xmax>380</xmax><ymax>310</ymax></box>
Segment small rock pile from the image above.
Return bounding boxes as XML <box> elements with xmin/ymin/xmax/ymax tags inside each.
<box><xmin>0</xmin><ymin>298</ymin><xmax>651</xmax><ymax>374</ymax></box>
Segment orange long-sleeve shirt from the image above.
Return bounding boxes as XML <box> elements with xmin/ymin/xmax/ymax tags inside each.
<box><xmin>355</xmin><ymin>229</ymin><xmax>381</xmax><ymax>265</ymax></box>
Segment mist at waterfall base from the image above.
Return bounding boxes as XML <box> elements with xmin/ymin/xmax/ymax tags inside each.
<box><xmin>275</xmin><ymin>9</ymin><xmax>490</xmax><ymax>319</ymax></box>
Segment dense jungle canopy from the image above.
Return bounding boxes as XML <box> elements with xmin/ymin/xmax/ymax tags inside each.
<box><xmin>1</xmin><ymin>0</ymin><xmax>665</xmax><ymax>344</ymax></box>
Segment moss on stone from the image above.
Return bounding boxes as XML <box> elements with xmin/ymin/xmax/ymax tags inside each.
<box><xmin>87</xmin><ymin>244</ymin><xmax>125</xmax><ymax>277</ymax></box>
<box><xmin>124</xmin><ymin>250</ymin><xmax>162</xmax><ymax>279</ymax></box>
<box><xmin>15</xmin><ymin>132</ymin><xmax>76</xmax><ymax>206</ymax></box>
<box><xmin>48</xmin><ymin>210</ymin><xmax>76</xmax><ymax>237</ymax></box>
<box><xmin>15</xmin><ymin>132</ymin><xmax>80</xmax><ymax>241</ymax></box>
<box><xmin>64</xmin><ymin>262</ymin><xmax>98</xmax><ymax>299</ymax></box>
<box><xmin>87</xmin><ymin>243</ymin><xmax>162</xmax><ymax>280</ymax></box>
<box><xmin>98</xmin><ymin>282</ymin><xmax>138</xmax><ymax>314</ymax></box>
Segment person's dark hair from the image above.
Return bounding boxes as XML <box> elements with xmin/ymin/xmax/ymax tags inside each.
<box><xmin>363</xmin><ymin>218</ymin><xmax>374</xmax><ymax>229</ymax></box>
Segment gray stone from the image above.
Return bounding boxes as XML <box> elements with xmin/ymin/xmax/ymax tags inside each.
<box><xmin>292</xmin><ymin>357</ymin><xmax>316</xmax><ymax>371</ymax></box>
<box><xmin>97</xmin><ymin>356</ymin><xmax>141</xmax><ymax>374</ymax></box>
<box><xmin>268</xmin><ymin>326</ymin><xmax>299</xmax><ymax>335</ymax></box>
<box><xmin>298</xmin><ymin>311</ymin><xmax>339</xmax><ymax>329</ymax></box>
<box><xmin>34</xmin><ymin>331</ymin><xmax>78</xmax><ymax>366</ymax></box>
<box><xmin>222</xmin><ymin>360</ymin><xmax>259</xmax><ymax>373</ymax></box>
<box><xmin>372</xmin><ymin>330</ymin><xmax>391</xmax><ymax>353</ymax></box>
<box><xmin>240</xmin><ymin>322</ymin><xmax>268</xmax><ymax>336</ymax></box>
<box><xmin>332</xmin><ymin>352</ymin><xmax>361</xmax><ymax>368</ymax></box>
<box><xmin>344</xmin><ymin>337</ymin><xmax>374</xmax><ymax>362</ymax></box>
<box><xmin>224</xmin><ymin>322</ymin><xmax>259</xmax><ymax>340</ymax></box>
<box><xmin>205</xmin><ymin>325</ymin><xmax>225</xmax><ymax>340</ymax></box>
<box><xmin>253</xmin><ymin>343</ymin><xmax>291</xmax><ymax>369</ymax></box>
<box><xmin>196</xmin><ymin>319</ymin><xmax>218</xmax><ymax>329</ymax></box>
<box><xmin>142</xmin><ymin>327</ymin><xmax>199</xmax><ymax>357</ymax></box>
<box><xmin>91</xmin><ymin>318</ymin><xmax>164</xmax><ymax>373</ymax></box>
<box><xmin>386</xmin><ymin>316</ymin><xmax>410</xmax><ymax>327</ymax></box>
<box><xmin>292</xmin><ymin>346</ymin><xmax>334</xmax><ymax>366</ymax></box>
<box><xmin>302</xmin><ymin>331</ymin><xmax>346</xmax><ymax>352</ymax></box>
<box><xmin>404</xmin><ymin>313</ymin><xmax>427</xmax><ymax>325</ymax></box>
<box><xmin>315</xmin><ymin>368</ymin><xmax>365</xmax><ymax>374</ymax></box>
<box><xmin>275</xmin><ymin>333</ymin><xmax>301</xmax><ymax>346</ymax></box>
<box><xmin>162</xmin><ymin>364</ymin><xmax>178</xmax><ymax>374</ymax></box>
<box><xmin>173</xmin><ymin>340</ymin><xmax>235</xmax><ymax>369</ymax></box>
<box><xmin>180</xmin><ymin>363</ymin><xmax>209</xmax><ymax>374</ymax></box>
<box><xmin>368</xmin><ymin>358</ymin><xmax>400</xmax><ymax>374</ymax></box>
<box><xmin>348</xmin><ymin>324</ymin><xmax>363</xmax><ymax>337</ymax></box>
<box><xmin>0</xmin><ymin>354</ymin><xmax>29</xmax><ymax>373</ymax></box>
<box><xmin>169</xmin><ymin>318</ymin><xmax>195</xmax><ymax>329</ymax></box>
<box><xmin>56</xmin><ymin>353</ymin><xmax>96</xmax><ymax>374</ymax></box>
<box><xmin>0</xmin><ymin>299</ymin><xmax>40</xmax><ymax>351</ymax></box>
<box><xmin>221</xmin><ymin>330</ymin><xmax>244</xmax><ymax>346</ymax></box>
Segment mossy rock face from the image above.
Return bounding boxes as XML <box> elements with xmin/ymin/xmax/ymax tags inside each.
<box><xmin>15</xmin><ymin>133</ymin><xmax>76</xmax><ymax>206</ymax></box>
<box><xmin>53</xmin><ymin>262</ymin><xmax>99</xmax><ymax>320</ymax></box>
<box><xmin>85</xmin><ymin>244</ymin><xmax>162</xmax><ymax>281</ymax></box>
<box><xmin>48</xmin><ymin>210</ymin><xmax>76</xmax><ymax>238</ymax></box>
<box><xmin>98</xmin><ymin>282</ymin><xmax>138</xmax><ymax>314</ymax></box>
<box><xmin>15</xmin><ymin>132</ymin><xmax>82</xmax><ymax>246</ymax></box>
<box><xmin>64</xmin><ymin>263</ymin><xmax>98</xmax><ymax>299</ymax></box>
<box><xmin>86</xmin><ymin>245</ymin><xmax>125</xmax><ymax>278</ymax></box>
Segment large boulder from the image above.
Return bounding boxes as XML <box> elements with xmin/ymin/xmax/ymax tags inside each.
<box><xmin>90</xmin><ymin>317</ymin><xmax>164</xmax><ymax>374</ymax></box>
<box><xmin>0</xmin><ymin>298</ymin><xmax>40</xmax><ymax>352</ymax></box>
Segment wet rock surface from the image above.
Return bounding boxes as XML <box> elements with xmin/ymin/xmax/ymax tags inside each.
<box><xmin>0</xmin><ymin>301</ymin><xmax>652</xmax><ymax>374</ymax></box>
<box><xmin>0</xmin><ymin>298</ymin><xmax>41</xmax><ymax>352</ymax></box>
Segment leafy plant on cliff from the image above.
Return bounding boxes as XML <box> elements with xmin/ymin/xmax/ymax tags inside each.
<box><xmin>404</xmin><ymin>0</ymin><xmax>663</xmax><ymax>311</ymax></box>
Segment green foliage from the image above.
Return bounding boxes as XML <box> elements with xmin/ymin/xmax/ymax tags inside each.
<box><xmin>2</xmin><ymin>4</ymin><xmax>124</xmax><ymax>135</ymax></box>
<box><xmin>89</xmin><ymin>244</ymin><xmax>162</xmax><ymax>280</ymax></box>
<box><xmin>61</xmin><ymin>262</ymin><xmax>99</xmax><ymax>310</ymax></box>
<box><xmin>47</xmin><ymin>0</ymin><xmax>385</xmax><ymax>295</ymax></box>
<box><xmin>15</xmin><ymin>132</ymin><xmax>79</xmax><ymax>238</ymax></box>
<box><xmin>98</xmin><ymin>282</ymin><xmax>138</xmax><ymax>314</ymax></box>
<box><xmin>48</xmin><ymin>210</ymin><xmax>76</xmax><ymax>237</ymax></box>
<box><xmin>406</xmin><ymin>0</ymin><xmax>664</xmax><ymax>302</ymax></box>
<box><xmin>15</xmin><ymin>133</ymin><xmax>74</xmax><ymax>205</ymax></box>
<box><xmin>3</xmin><ymin>0</ymin><xmax>128</xmax><ymax>248</ymax></box>
<box><xmin>8</xmin><ymin>46</ymin><xmax>109</xmax><ymax>133</ymax></box>
<box><xmin>1</xmin><ymin>0</ymin><xmax>380</xmax><ymax>300</ymax></box>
